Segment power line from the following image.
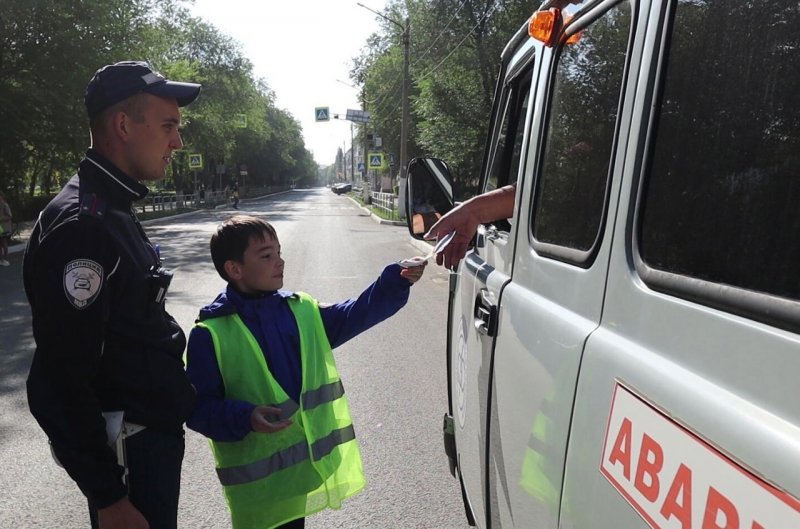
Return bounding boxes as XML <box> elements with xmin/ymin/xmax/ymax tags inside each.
<box><xmin>366</xmin><ymin>71</ymin><xmax>404</xmax><ymax>115</ymax></box>
<box><xmin>411</xmin><ymin>0</ymin><xmax>468</xmax><ymax>69</ymax></box>
<box><xmin>364</xmin><ymin>3</ymin><xmax>497</xmax><ymax>122</ymax></box>
<box><xmin>415</xmin><ymin>3</ymin><xmax>499</xmax><ymax>84</ymax></box>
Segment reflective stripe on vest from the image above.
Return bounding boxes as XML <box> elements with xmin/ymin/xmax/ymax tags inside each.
<box><xmin>303</xmin><ymin>379</ymin><xmax>344</xmax><ymax>410</ymax></box>
<box><xmin>217</xmin><ymin>424</ymin><xmax>356</xmax><ymax>486</ymax></box>
<box><xmin>193</xmin><ymin>292</ymin><xmax>365</xmax><ymax>529</ymax></box>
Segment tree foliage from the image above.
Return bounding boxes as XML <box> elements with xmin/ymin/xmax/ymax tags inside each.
<box><xmin>0</xmin><ymin>0</ymin><xmax>318</xmax><ymax>218</ymax></box>
<box><xmin>351</xmin><ymin>0</ymin><xmax>535</xmax><ymax>197</ymax></box>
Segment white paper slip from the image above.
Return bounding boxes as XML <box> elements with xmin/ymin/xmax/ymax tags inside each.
<box><xmin>399</xmin><ymin>231</ymin><xmax>456</xmax><ymax>268</ymax></box>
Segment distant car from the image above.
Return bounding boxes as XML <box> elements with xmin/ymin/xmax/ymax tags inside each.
<box><xmin>331</xmin><ymin>183</ymin><xmax>352</xmax><ymax>195</ymax></box>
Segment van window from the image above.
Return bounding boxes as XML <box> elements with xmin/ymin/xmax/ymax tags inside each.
<box><xmin>639</xmin><ymin>0</ymin><xmax>800</xmax><ymax>301</ymax></box>
<box><xmin>485</xmin><ymin>70</ymin><xmax>532</xmax><ymax>193</ymax></box>
<box><xmin>531</xmin><ymin>2</ymin><xmax>632</xmax><ymax>257</ymax></box>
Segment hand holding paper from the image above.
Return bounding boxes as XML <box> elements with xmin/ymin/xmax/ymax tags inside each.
<box><xmin>398</xmin><ymin>232</ymin><xmax>456</xmax><ymax>268</ymax></box>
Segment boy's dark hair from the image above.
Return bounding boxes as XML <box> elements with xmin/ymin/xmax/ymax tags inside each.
<box><xmin>210</xmin><ymin>215</ymin><xmax>278</xmax><ymax>282</ymax></box>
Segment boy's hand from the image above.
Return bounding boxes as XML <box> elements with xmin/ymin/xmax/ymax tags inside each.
<box><xmin>400</xmin><ymin>261</ymin><xmax>427</xmax><ymax>284</ymax></box>
<box><xmin>250</xmin><ymin>406</ymin><xmax>292</xmax><ymax>433</ymax></box>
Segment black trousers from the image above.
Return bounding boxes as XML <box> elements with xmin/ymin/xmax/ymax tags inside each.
<box><xmin>277</xmin><ymin>518</ymin><xmax>305</xmax><ymax>529</ymax></box>
<box><xmin>89</xmin><ymin>428</ymin><xmax>184</xmax><ymax>529</ymax></box>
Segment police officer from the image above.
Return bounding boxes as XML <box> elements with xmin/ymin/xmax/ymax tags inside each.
<box><xmin>23</xmin><ymin>61</ymin><xmax>201</xmax><ymax>529</ymax></box>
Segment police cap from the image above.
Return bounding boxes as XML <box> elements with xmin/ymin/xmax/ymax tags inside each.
<box><xmin>85</xmin><ymin>61</ymin><xmax>201</xmax><ymax>119</ymax></box>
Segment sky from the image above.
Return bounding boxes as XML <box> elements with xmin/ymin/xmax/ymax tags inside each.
<box><xmin>189</xmin><ymin>0</ymin><xmax>388</xmax><ymax>166</ymax></box>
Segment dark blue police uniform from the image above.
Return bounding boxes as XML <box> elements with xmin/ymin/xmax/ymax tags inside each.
<box><xmin>23</xmin><ymin>149</ymin><xmax>195</xmax><ymax>528</ymax></box>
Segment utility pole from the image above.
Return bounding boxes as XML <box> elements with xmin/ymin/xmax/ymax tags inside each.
<box><xmin>350</xmin><ymin>122</ymin><xmax>356</xmax><ymax>186</ymax></box>
<box><xmin>362</xmin><ymin>91</ymin><xmax>370</xmax><ymax>197</ymax></box>
<box><xmin>400</xmin><ymin>17</ymin><xmax>410</xmax><ymax>183</ymax></box>
<box><xmin>356</xmin><ymin>3</ymin><xmax>410</xmax><ymax>184</ymax></box>
<box><xmin>342</xmin><ymin>140</ymin><xmax>347</xmax><ymax>181</ymax></box>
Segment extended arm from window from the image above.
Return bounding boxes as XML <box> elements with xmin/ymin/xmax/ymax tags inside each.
<box><xmin>424</xmin><ymin>184</ymin><xmax>516</xmax><ymax>270</ymax></box>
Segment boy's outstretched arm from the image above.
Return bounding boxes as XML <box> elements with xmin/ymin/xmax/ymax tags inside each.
<box><xmin>321</xmin><ymin>262</ymin><xmax>423</xmax><ymax>348</ymax></box>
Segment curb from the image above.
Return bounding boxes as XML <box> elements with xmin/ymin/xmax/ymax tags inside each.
<box><xmin>343</xmin><ymin>196</ymin><xmax>433</xmax><ymax>255</ymax></box>
<box><xmin>347</xmin><ymin>196</ymin><xmax>406</xmax><ymax>227</ymax></box>
<box><xmin>409</xmin><ymin>236</ymin><xmax>434</xmax><ymax>256</ymax></box>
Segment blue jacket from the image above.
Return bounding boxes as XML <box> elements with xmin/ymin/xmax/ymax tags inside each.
<box><xmin>186</xmin><ymin>263</ymin><xmax>411</xmax><ymax>442</ymax></box>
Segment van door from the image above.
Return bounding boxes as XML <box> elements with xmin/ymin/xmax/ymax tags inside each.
<box><xmin>483</xmin><ymin>2</ymin><xmax>635</xmax><ymax>528</ymax></box>
<box><xmin>451</xmin><ymin>38</ymin><xmax>537</xmax><ymax>528</ymax></box>
<box><xmin>563</xmin><ymin>1</ymin><xmax>800</xmax><ymax>527</ymax></box>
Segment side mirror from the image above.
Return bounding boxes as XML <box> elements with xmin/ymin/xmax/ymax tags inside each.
<box><xmin>405</xmin><ymin>158</ymin><xmax>455</xmax><ymax>239</ymax></box>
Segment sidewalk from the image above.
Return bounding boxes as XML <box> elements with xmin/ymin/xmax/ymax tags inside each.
<box><xmin>349</xmin><ymin>196</ymin><xmax>434</xmax><ymax>256</ymax></box>
<box><xmin>7</xmin><ymin>221</ymin><xmax>34</xmax><ymax>255</ymax></box>
<box><xmin>7</xmin><ymin>192</ymin><xmax>257</xmax><ymax>256</ymax></box>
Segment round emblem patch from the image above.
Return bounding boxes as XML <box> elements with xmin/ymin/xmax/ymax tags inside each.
<box><xmin>64</xmin><ymin>259</ymin><xmax>103</xmax><ymax>309</ymax></box>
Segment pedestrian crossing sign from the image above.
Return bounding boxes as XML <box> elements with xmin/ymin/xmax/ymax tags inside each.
<box><xmin>189</xmin><ymin>153</ymin><xmax>203</xmax><ymax>169</ymax></box>
<box><xmin>368</xmin><ymin>152</ymin><xmax>385</xmax><ymax>169</ymax></box>
<box><xmin>315</xmin><ymin>107</ymin><xmax>330</xmax><ymax>121</ymax></box>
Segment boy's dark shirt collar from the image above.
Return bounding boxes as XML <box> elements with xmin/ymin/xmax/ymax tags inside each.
<box><xmin>81</xmin><ymin>148</ymin><xmax>149</xmax><ymax>204</ymax></box>
<box><xmin>196</xmin><ymin>285</ymin><xmax>294</xmax><ymax>322</ymax></box>
<box><xmin>227</xmin><ymin>286</ymin><xmax>294</xmax><ymax>308</ymax></box>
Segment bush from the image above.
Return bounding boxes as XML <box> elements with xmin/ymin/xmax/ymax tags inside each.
<box><xmin>11</xmin><ymin>195</ymin><xmax>55</xmax><ymax>222</ymax></box>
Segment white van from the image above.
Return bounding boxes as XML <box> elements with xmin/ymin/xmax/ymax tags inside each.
<box><xmin>405</xmin><ymin>1</ymin><xmax>800</xmax><ymax>527</ymax></box>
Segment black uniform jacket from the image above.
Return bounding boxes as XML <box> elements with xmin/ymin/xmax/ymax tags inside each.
<box><xmin>23</xmin><ymin>150</ymin><xmax>195</xmax><ymax>508</ymax></box>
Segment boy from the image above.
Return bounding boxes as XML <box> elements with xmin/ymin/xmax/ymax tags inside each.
<box><xmin>186</xmin><ymin>215</ymin><xmax>426</xmax><ymax>529</ymax></box>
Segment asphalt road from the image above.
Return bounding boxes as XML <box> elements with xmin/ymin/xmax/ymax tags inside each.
<box><xmin>0</xmin><ymin>188</ymin><xmax>470</xmax><ymax>529</ymax></box>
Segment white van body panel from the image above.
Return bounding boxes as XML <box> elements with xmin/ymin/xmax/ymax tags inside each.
<box><xmin>451</xmin><ymin>231</ymin><xmax>512</xmax><ymax>527</ymax></box>
<box><xmin>426</xmin><ymin>0</ymin><xmax>800</xmax><ymax>528</ymax></box>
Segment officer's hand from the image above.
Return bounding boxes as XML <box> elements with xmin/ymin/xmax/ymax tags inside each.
<box><xmin>251</xmin><ymin>406</ymin><xmax>293</xmax><ymax>434</ymax></box>
<box><xmin>97</xmin><ymin>497</ymin><xmax>149</xmax><ymax>529</ymax></box>
<box><xmin>400</xmin><ymin>261</ymin><xmax>427</xmax><ymax>284</ymax></box>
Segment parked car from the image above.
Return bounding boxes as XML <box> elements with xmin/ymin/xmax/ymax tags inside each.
<box><xmin>331</xmin><ymin>182</ymin><xmax>352</xmax><ymax>195</ymax></box>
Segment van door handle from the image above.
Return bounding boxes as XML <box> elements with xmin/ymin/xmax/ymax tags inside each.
<box><xmin>475</xmin><ymin>226</ymin><xmax>498</xmax><ymax>248</ymax></box>
<box><xmin>474</xmin><ymin>289</ymin><xmax>498</xmax><ymax>337</ymax></box>
<box><xmin>485</xmin><ymin>226</ymin><xmax>500</xmax><ymax>241</ymax></box>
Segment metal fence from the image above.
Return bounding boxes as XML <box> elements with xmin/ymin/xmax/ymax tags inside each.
<box><xmin>135</xmin><ymin>186</ymin><xmax>290</xmax><ymax>214</ymax></box>
<box><xmin>136</xmin><ymin>190</ymin><xmax>226</xmax><ymax>214</ymax></box>
<box><xmin>370</xmin><ymin>191</ymin><xmax>399</xmax><ymax>220</ymax></box>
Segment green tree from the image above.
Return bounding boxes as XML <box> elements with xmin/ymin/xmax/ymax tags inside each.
<box><xmin>1</xmin><ymin>0</ymin><xmax>317</xmax><ymax>217</ymax></box>
<box><xmin>1</xmin><ymin>0</ymin><xmax>166</xmax><ymax>202</ymax></box>
<box><xmin>351</xmin><ymin>0</ymin><xmax>534</xmax><ymax>198</ymax></box>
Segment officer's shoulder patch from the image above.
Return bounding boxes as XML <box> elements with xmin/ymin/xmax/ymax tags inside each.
<box><xmin>64</xmin><ymin>259</ymin><xmax>104</xmax><ymax>309</ymax></box>
<box><xmin>79</xmin><ymin>193</ymin><xmax>107</xmax><ymax>219</ymax></box>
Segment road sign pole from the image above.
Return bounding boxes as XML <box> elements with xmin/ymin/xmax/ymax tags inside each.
<box><xmin>350</xmin><ymin>123</ymin><xmax>355</xmax><ymax>185</ymax></box>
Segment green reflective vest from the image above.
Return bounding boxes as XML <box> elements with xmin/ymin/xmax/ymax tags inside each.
<box><xmin>195</xmin><ymin>292</ymin><xmax>366</xmax><ymax>529</ymax></box>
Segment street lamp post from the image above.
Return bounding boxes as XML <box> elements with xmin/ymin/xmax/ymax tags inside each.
<box><xmin>356</xmin><ymin>3</ymin><xmax>410</xmax><ymax>184</ymax></box>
